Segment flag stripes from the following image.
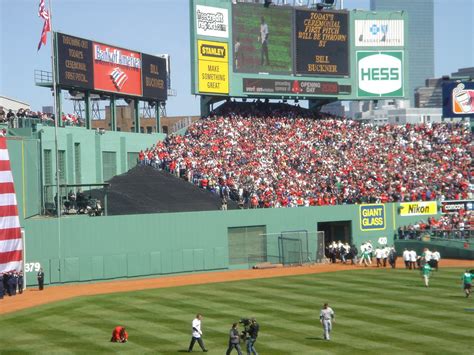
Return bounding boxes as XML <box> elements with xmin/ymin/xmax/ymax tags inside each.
<box><xmin>0</xmin><ymin>227</ymin><xmax>22</xmax><ymax>242</ymax></box>
<box><xmin>0</xmin><ymin>182</ymin><xmax>16</xmax><ymax>194</ymax></box>
<box><xmin>0</xmin><ymin>193</ymin><xmax>17</xmax><ymax>207</ymax></box>
<box><xmin>0</xmin><ymin>137</ymin><xmax>23</xmax><ymax>273</ymax></box>
<box><xmin>37</xmin><ymin>0</ymin><xmax>51</xmax><ymax>51</ymax></box>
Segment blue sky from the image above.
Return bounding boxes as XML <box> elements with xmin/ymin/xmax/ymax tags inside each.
<box><xmin>1</xmin><ymin>0</ymin><xmax>473</xmax><ymax>115</ymax></box>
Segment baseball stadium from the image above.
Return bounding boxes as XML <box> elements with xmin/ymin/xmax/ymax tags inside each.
<box><xmin>1</xmin><ymin>0</ymin><xmax>473</xmax><ymax>354</ymax></box>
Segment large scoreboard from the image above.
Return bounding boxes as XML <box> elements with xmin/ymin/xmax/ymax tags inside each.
<box><xmin>55</xmin><ymin>32</ymin><xmax>168</xmax><ymax>101</ymax></box>
<box><xmin>191</xmin><ymin>0</ymin><xmax>408</xmax><ymax>100</ymax></box>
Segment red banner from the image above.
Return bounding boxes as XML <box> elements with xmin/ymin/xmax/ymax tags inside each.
<box><xmin>93</xmin><ymin>42</ymin><xmax>142</xmax><ymax>96</ymax></box>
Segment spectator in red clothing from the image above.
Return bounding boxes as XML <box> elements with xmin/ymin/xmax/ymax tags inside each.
<box><xmin>111</xmin><ymin>326</ymin><xmax>128</xmax><ymax>343</ymax></box>
<box><xmin>138</xmin><ymin>150</ymin><xmax>145</xmax><ymax>165</ymax></box>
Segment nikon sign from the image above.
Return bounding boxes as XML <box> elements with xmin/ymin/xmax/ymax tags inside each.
<box><xmin>357</xmin><ymin>51</ymin><xmax>404</xmax><ymax>97</ymax></box>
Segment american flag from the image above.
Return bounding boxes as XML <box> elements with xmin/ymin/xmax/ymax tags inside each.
<box><xmin>37</xmin><ymin>0</ymin><xmax>51</xmax><ymax>51</ymax></box>
<box><xmin>110</xmin><ymin>67</ymin><xmax>128</xmax><ymax>90</ymax></box>
<box><xmin>0</xmin><ymin>138</ymin><xmax>23</xmax><ymax>273</ymax></box>
<box><xmin>38</xmin><ymin>0</ymin><xmax>49</xmax><ymax>20</ymax></box>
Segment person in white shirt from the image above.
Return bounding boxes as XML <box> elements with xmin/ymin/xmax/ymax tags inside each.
<box><xmin>431</xmin><ymin>250</ymin><xmax>441</xmax><ymax>270</ymax></box>
<box><xmin>375</xmin><ymin>248</ymin><xmax>383</xmax><ymax>267</ymax></box>
<box><xmin>259</xmin><ymin>17</ymin><xmax>270</xmax><ymax>66</ymax></box>
<box><xmin>341</xmin><ymin>243</ymin><xmax>350</xmax><ymax>264</ymax></box>
<box><xmin>358</xmin><ymin>243</ymin><xmax>366</xmax><ymax>265</ymax></box>
<box><xmin>409</xmin><ymin>249</ymin><xmax>417</xmax><ymax>270</ymax></box>
<box><xmin>382</xmin><ymin>246</ymin><xmax>390</xmax><ymax>267</ymax></box>
<box><xmin>365</xmin><ymin>241</ymin><xmax>373</xmax><ymax>264</ymax></box>
<box><xmin>423</xmin><ymin>248</ymin><xmax>432</xmax><ymax>264</ymax></box>
<box><xmin>188</xmin><ymin>313</ymin><xmax>208</xmax><ymax>352</ymax></box>
<box><xmin>402</xmin><ymin>248</ymin><xmax>410</xmax><ymax>269</ymax></box>
<box><xmin>319</xmin><ymin>303</ymin><xmax>335</xmax><ymax>340</ymax></box>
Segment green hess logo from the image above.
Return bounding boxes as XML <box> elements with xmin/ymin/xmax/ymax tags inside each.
<box><xmin>357</xmin><ymin>51</ymin><xmax>404</xmax><ymax>97</ymax></box>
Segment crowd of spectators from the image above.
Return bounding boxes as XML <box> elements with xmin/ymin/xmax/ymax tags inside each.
<box><xmin>397</xmin><ymin>211</ymin><xmax>474</xmax><ymax>240</ymax></box>
<box><xmin>0</xmin><ymin>107</ymin><xmax>83</xmax><ymax>128</ymax></box>
<box><xmin>139</xmin><ymin>103</ymin><xmax>472</xmax><ymax>208</ymax></box>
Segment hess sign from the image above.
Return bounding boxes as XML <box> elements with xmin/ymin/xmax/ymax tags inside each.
<box><xmin>357</xmin><ymin>51</ymin><xmax>403</xmax><ymax>98</ymax></box>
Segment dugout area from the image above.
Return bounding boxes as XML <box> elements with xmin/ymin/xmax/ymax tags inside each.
<box><xmin>318</xmin><ymin>221</ymin><xmax>352</xmax><ymax>247</ymax></box>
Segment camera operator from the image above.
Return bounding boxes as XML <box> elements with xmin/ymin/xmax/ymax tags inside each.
<box><xmin>246</xmin><ymin>318</ymin><xmax>259</xmax><ymax>355</ymax></box>
<box><xmin>226</xmin><ymin>322</ymin><xmax>242</xmax><ymax>355</ymax></box>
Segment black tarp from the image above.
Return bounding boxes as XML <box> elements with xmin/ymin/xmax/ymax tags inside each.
<box><xmin>93</xmin><ymin>166</ymin><xmax>238</xmax><ymax>215</ymax></box>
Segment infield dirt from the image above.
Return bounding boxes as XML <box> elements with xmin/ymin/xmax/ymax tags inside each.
<box><xmin>1</xmin><ymin>258</ymin><xmax>472</xmax><ymax>315</ymax></box>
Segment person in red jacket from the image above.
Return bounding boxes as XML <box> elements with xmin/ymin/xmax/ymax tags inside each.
<box><xmin>111</xmin><ymin>326</ymin><xmax>128</xmax><ymax>343</ymax></box>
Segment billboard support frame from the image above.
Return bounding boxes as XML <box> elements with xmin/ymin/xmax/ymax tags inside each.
<box><xmin>47</xmin><ymin>31</ymin><xmax>169</xmax><ymax>133</ymax></box>
<box><xmin>190</xmin><ymin>0</ymin><xmax>408</xmax><ymax>112</ymax></box>
<box><xmin>110</xmin><ymin>96</ymin><xmax>117</xmax><ymax>131</ymax></box>
<box><xmin>134</xmin><ymin>99</ymin><xmax>140</xmax><ymax>133</ymax></box>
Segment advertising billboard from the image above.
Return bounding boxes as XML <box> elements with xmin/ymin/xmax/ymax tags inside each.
<box><xmin>141</xmin><ymin>54</ymin><xmax>168</xmax><ymax>101</ymax></box>
<box><xmin>243</xmin><ymin>78</ymin><xmax>350</xmax><ymax>96</ymax></box>
<box><xmin>359</xmin><ymin>204</ymin><xmax>385</xmax><ymax>231</ymax></box>
<box><xmin>441</xmin><ymin>200</ymin><xmax>474</xmax><ymax>214</ymax></box>
<box><xmin>57</xmin><ymin>33</ymin><xmax>94</xmax><ymax>90</ymax></box>
<box><xmin>357</xmin><ymin>51</ymin><xmax>404</xmax><ymax>97</ymax></box>
<box><xmin>295</xmin><ymin>10</ymin><xmax>349</xmax><ymax>76</ymax></box>
<box><xmin>190</xmin><ymin>0</ymin><xmax>407</xmax><ymax>100</ymax></box>
<box><xmin>196</xmin><ymin>5</ymin><xmax>229</xmax><ymax>38</ymax></box>
<box><xmin>355</xmin><ymin>20</ymin><xmax>404</xmax><ymax>47</ymax></box>
<box><xmin>232</xmin><ymin>3</ymin><xmax>293</xmax><ymax>74</ymax></box>
<box><xmin>197</xmin><ymin>40</ymin><xmax>229</xmax><ymax>94</ymax></box>
<box><xmin>442</xmin><ymin>82</ymin><xmax>474</xmax><ymax>117</ymax></box>
<box><xmin>92</xmin><ymin>42</ymin><xmax>142</xmax><ymax>96</ymax></box>
<box><xmin>399</xmin><ymin>201</ymin><xmax>437</xmax><ymax>216</ymax></box>
<box><xmin>56</xmin><ymin>32</ymin><xmax>167</xmax><ymax>101</ymax></box>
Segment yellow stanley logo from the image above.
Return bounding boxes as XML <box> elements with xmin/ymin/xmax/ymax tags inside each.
<box><xmin>200</xmin><ymin>44</ymin><xmax>226</xmax><ymax>58</ymax></box>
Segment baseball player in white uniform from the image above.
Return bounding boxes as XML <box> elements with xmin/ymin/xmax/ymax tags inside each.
<box><xmin>320</xmin><ymin>303</ymin><xmax>335</xmax><ymax>340</ymax></box>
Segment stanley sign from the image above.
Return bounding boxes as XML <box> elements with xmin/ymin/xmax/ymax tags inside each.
<box><xmin>197</xmin><ymin>40</ymin><xmax>229</xmax><ymax>95</ymax></box>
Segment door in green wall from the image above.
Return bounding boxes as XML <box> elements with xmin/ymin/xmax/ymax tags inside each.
<box><xmin>44</xmin><ymin>149</ymin><xmax>53</xmax><ymax>202</ymax></box>
<box><xmin>74</xmin><ymin>143</ymin><xmax>81</xmax><ymax>184</ymax></box>
<box><xmin>102</xmin><ymin>151</ymin><xmax>117</xmax><ymax>182</ymax></box>
<box><xmin>127</xmin><ymin>152</ymin><xmax>138</xmax><ymax>171</ymax></box>
<box><xmin>58</xmin><ymin>150</ymin><xmax>66</xmax><ymax>184</ymax></box>
<box><xmin>228</xmin><ymin>226</ymin><xmax>266</xmax><ymax>265</ymax></box>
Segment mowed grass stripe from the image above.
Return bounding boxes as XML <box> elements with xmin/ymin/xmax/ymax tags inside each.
<box><xmin>1</xmin><ymin>268</ymin><xmax>472</xmax><ymax>354</ymax></box>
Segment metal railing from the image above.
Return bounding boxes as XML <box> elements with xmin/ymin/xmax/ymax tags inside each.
<box><xmin>34</xmin><ymin>69</ymin><xmax>53</xmax><ymax>85</ymax></box>
<box><xmin>396</xmin><ymin>229</ymin><xmax>474</xmax><ymax>241</ymax></box>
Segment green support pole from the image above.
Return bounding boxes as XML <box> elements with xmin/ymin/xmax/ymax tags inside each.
<box><xmin>110</xmin><ymin>96</ymin><xmax>117</xmax><ymax>131</ymax></box>
<box><xmin>104</xmin><ymin>188</ymin><xmax>108</xmax><ymax>216</ymax></box>
<box><xmin>85</xmin><ymin>91</ymin><xmax>91</xmax><ymax>129</ymax></box>
<box><xmin>134</xmin><ymin>99</ymin><xmax>140</xmax><ymax>133</ymax></box>
<box><xmin>56</xmin><ymin>87</ymin><xmax>63</xmax><ymax>127</ymax></box>
<box><xmin>156</xmin><ymin>102</ymin><xmax>161</xmax><ymax>133</ymax></box>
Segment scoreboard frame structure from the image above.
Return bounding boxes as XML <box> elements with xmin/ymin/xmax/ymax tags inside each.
<box><xmin>37</xmin><ymin>32</ymin><xmax>169</xmax><ymax>132</ymax></box>
<box><xmin>190</xmin><ymin>0</ymin><xmax>408</xmax><ymax>113</ymax></box>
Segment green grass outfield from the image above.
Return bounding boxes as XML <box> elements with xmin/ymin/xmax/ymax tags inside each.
<box><xmin>1</xmin><ymin>268</ymin><xmax>472</xmax><ymax>354</ymax></box>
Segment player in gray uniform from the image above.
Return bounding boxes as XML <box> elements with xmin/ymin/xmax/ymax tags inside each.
<box><xmin>319</xmin><ymin>303</ymin><xmax>335</xmax><ymax>340</ymax></box>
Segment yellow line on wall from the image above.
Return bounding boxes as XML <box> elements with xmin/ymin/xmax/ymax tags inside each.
<box><xmin>392</xmin><ymin>203</ymin><xmax>396</xmax><ymax>234</ymax></box>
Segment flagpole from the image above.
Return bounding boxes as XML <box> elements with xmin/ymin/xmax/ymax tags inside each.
<box><xmin>48</xmin><ymin>0</ymin><xmax>62</xmax><ymax>280</ymax></box>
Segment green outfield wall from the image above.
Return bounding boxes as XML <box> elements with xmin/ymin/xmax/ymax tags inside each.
<box><xmin>20</xmin><ymin>204</ymin><xmax>396</xmax><ymax>287</ymax></box>
<box><xmin>7</xmin><ymin>130</ymin><xmax>467</xmax><ymax>288</ymax></box>
<box><xmin>395</xmin><ymin>240</ymin><xmax>474</xmax><ymax>260</ymax></box>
